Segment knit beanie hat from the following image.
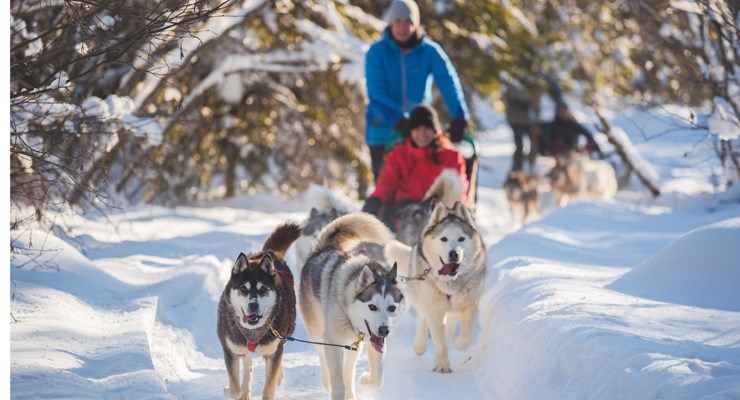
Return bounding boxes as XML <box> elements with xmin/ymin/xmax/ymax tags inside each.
<box><xmin>408</xmin><ymin>104</ymin><xmax>441</xmax><ymax>132</ymax></box>
<box><xmin>384</xmin><ymin>0</ymin><xmax>420</xmax><ymax>27</ymax></box>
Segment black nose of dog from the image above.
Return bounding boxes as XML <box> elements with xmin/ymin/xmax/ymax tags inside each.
<box><xmin>377</xmin><ymin>326</ymin><xmax>389</xmax><ymax>337</ymax></box>
<box><xmin>247</xmin><ymin>302</ymin><xmax>259</xmax><ymax>313</ymax></box>
<box><xmin>448</xmin><ymin>250</ymin><xmax>459</xmax><ymax>262</ymax></box>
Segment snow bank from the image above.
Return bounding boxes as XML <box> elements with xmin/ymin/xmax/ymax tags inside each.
<box><xmin>608</xmin><ymin>217</ymin><xmax>740</xmax><ymax>312</ymax></box>
<box><xmin>474</xmin><ymin>199</ymin><xmax>740</xmax><ymax>400</ymax></box>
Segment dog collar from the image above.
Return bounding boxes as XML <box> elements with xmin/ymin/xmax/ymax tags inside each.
<box><xmin>236</xmin><ymin>322</ymin><xmax>269</xmax><ymax>353</ymax></box>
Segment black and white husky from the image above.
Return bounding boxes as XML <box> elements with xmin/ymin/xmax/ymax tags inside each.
<box><xmin>217</xmin><ymin>223</ymin><xmax>301</xmax><ymax>400</ymax></box>
<box><xmin>299</xmin><ymin>213</ymin><xmax>404</xmax><ymax>400</ymax></box>
<box><xmin>386</xmin><ymin>201</ymin><xmax>487</xmax><ymax>373</ymax></box>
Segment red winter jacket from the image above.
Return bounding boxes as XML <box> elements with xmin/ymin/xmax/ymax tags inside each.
<box><xmin>371</xmin><ymin>133</ymin><xmax>469</xmax><ymax>204</ymax></box>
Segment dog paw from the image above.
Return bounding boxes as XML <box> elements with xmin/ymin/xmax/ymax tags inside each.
<box><xmin>359</xmin><ymin>373</ymin><xmax>382</xmax><ymax>390</ymax></box>
<box><xmin>224</xmin><ymin>386</ymin><xmax>242</xmax><ymax>399</ymax></box>
<box><xmin>433</xmin><ymin>363</ymin><xmax>453</xmax><ymax>374</ymax></box>
<box><xmin>413</xmin><ymin>338</ymin><xmax>427</xmax><ymax>356</ymax></box>
<box><xmin>454</xmin><ymin>334</ymin><xmax>472</xmax><ymax>350</ymax></box>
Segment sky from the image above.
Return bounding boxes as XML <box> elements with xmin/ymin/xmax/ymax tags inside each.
<box><xmin>8</xmin><ymin>97</ymin><xmax>740</xmax><ymax>399</ymax></box>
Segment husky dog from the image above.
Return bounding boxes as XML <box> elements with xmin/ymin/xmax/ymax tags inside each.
<box><xmin>385</xmin><ymin>201</ymin><xmax>487</xmax><ymax>373</ymax></box>
<box><xmin>503</xmin><ymin>170</ymin><xmax>540</xmax><ymax>224</ymax></box>
<box><xmin>294</xmin><ymin>207</ymin><xmax>342</xmax><ymax>269</ymax></box>
<box><xmin>299</xmin><ymin>213</ymin><xmax>404</xmax><ymax>400</ymax></box>
<box><xmin>217</xmin><ymin>223</ymin><xmax>301</xmax><ymax>400</ymax></box>
<box><xmin>293</xmin><ymin>184</ymin><xmax>353</xmax><ymax>269</ymax></box>
<box><xmin>394</xmin><ymin>169</ymin><xmax>464</xmax><ymax>246</ymax></box>
<box><xmin>548</xmin><ymin>154</ymin><xmax>617</xmax><ymax>206</ymax></box>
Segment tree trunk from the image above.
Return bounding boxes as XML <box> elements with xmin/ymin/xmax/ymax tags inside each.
<box><xmin>594</xmin><ymin>110</ymin><xmax>661</xmax><ymax>197</ymax></box>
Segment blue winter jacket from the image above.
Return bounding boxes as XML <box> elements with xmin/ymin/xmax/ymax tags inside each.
<box><xmin>365</xmin><ymin>29</ymin><xmax>470</xmax><ymax>146</ymax></box>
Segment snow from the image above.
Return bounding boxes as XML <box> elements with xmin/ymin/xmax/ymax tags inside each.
<box><xmin>9</xmin><ymin>103</ymin><xmax>740</xmax><ymax>399</ymax></box>
<box><xmin>608</xmin><ymin>218</ymin><xmax>740</xmax><ymax>311</ymax></box>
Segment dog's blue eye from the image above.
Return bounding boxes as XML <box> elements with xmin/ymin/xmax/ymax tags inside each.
<box><xmin>368</xmin><ymin>304</ymin><xmax>378</xmax><ymax>311</ymax></box>
<box><xmin>387</xmin><ymin>305</ymin><xmax>396</xmax><ymax>312</ymax></box>
<box><xmin>441</xmin><ymin>237</ymin><xmax>448</xmax><ymax>242</ymax></box>
<box><xmin>458</xmin><ymin>237</ymin><xmax>465</xmax><ymax>242</ymax></box>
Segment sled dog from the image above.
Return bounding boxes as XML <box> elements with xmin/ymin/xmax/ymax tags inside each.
<box><xmin>395</xmin><ymin>168</ymin><xmax>464</xmax><ymax>246</ymax></box>
<box><xmin>548</xmin><ymin>154</ymin><xmax>617</xmax><ymax>206</ymax></box>
<box><xmin>217</xmin><ymin>223</ymin><xmax>301</xmax><ymax>400</ymax></box>
<box><xmin>503</xmin><ymin>170</ymin><xmax>540</xmax><ymax>224</ymax></box>
<box><xmin>299</xmin><ymin>213</ymin><xmax>404</xmax><ymax>400</ymax></box>
<box><xmin>385</xmin><ymin>201</ymin><xmax>487</xmax><ymax>373</ymax></box>
<box><xmin>294</xmin><ymin>207</ymin><xmax>342</xmax><ymax>269</ymax></box>
<box><xmin>293</xmin><ymin>184</ymin><xmax>353</xmax><ymax>269</ymax></box>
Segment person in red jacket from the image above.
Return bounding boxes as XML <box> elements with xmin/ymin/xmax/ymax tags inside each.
<box><xmin>362</xmin><ymin>104</ymin><xmax>468</xmax><ymax>228</ymax></box>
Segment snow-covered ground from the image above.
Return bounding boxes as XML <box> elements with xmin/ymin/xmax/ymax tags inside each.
<box><xmin>9</xmin><ymin>106</ymin><xmax>740</xmax><ymax>399</ymax></box>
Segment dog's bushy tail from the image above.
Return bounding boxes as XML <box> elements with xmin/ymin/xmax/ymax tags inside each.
<box><xmin>313</xmin><ymin>213</ymin><xmax>392</xmax><ymax>253</ymax></box>
<box><xmin>384</xmin><ymin>240</ymin><xmax>412</xmax><ymax>277</ymax></box>
<box><xmin>423</xmin><ymin>168</ymin><xmax>463</xmax><ymax>207</ymax></box>
<box><xmin>263</xmin><ymin>222</ymin><xmax>302</xmax><ymax>260</ymax></box>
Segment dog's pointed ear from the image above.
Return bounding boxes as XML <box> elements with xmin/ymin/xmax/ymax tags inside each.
<box><xmin>388</xmin><ymin>262</ymin><xmax>398</xmax><ymax>282</ymax></box>
<box><xmin>232</xmin><ymin>252</ymin><xmax>249</xmax><ymax>275</ymax></box>
<box><xmin>329</xmin><ymin>208</ymin><xmax>339</xmax><ymax>219</ymax></box>
<box><xmin>357</xmin><ymin>264</ymin><xmax>375</xmax><ymax>291</ymax></box>
<box><xmin>430</xmin><ymin>200</ymin><xmax>447</xmax><ymax>224</ymax></box>
<box><xmin>453</xmin><ymin>201</ymin><xmax>474</xmax><ymax>224</ymax></box>
<box><xmin>310</xmin><ymin>207</ymin><xmax>318</xmax><ymax>218</ymax></box>
<box><xmin>259</xmin><ymin>253</ymin><xmax>276</xmax><ymax>276</ymax></box>
<box><xmin>425</xmin><ymin>197</ymin><xmax>437</xmax><ymax>211</ymax></box>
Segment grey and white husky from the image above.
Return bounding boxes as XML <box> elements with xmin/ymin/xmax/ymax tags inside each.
<box><xmin>294</xmin><ymin>207</ymin><xmax>342</xmax><ymax>269</ymax></box>
<box><xmin>299</xmin><ymin>213</ymin><xmax>404</xmax><ymax>400</ymax></box>
<box><xmin>385</xmin><ymin>201</ymin><xmax>487</xmax><ymax>373</ymax></box>
<box><xmin>217</xmin><ymin>223</ymin><xmax>301</xmax><ymax>400</ymax></box>
<box><xmin>293</xmin><ymin>184</ymin><xmax>354</xmax><ymax>269</ymax></box>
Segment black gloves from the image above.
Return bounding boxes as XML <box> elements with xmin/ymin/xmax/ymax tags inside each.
<box><xmin>362</xmin><ymin>197</ymin><xmax>382</xmax><ymax>216</ymax></box>
<box><xmin>448</xmin><ymin>118</ymin><xmax>468</xmax><ymax>143</ymax></box>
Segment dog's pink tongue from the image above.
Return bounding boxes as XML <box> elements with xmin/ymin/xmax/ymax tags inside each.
<box><xmin>370</xmin><ymin>334</ymin><xmax>385</xmax><ymax>354</ymax></box>
<box><xmin>439</xmin><ymin>263</ymin><xmax>455</xmax><ymax>276</ymax></box>
<box><xmin>243</xmin><ymin>313</ymin><xmax>259</xmax><ymax>324</ymax></box>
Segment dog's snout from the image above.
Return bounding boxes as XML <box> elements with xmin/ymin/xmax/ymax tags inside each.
<box><xmin>377</xmin><ymin>326</ymin><xmax>389</xmax><ymax>337</ymax></box>
<box><xmin>247</xmin><ymin>301</ymin><xmax>259</xmax><ymax>313</ymax></box>
<box><xmin>448</xmin><ymin>250</ymin><xmax>459</xmax><ymax>262</ymax></box>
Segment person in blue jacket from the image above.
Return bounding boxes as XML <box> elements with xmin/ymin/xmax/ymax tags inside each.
<box><xmin>365</xmin><ymin>0</ymin><xmax>470</xmax><ymax>182</ymax></box>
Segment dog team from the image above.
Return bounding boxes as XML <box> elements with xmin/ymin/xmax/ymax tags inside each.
<box><xmin>504</xmin><ymin>153</ymin><xmax>619</xmax><ymax>225</ymax></box>
<box><xmin>217</xmin><ymin>170</ymin><xmax>486</xmax><ymax>400</ymax></box>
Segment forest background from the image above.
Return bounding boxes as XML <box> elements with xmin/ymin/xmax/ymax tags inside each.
<box><xmin>10</xmin><ymin>0</ymin><xmax>739</xmax><ymax>226</ymax></box>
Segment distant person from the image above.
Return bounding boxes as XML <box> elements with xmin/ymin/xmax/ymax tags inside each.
<box><xmin>365</xmin><ymin>0</ymin><xmax>470</xmax><ymax>182</ymax></box>
<box><xmin>362</xmin><ymin>104</ymin><xmax>468</xmax><ymax>226</ymax></box>
<box><xmin>541</xmin><ymin>102</ymin><xmax>602</xmax><ymax>158</ymax></box>
<box><xmin>503</xmin><ymin>83</ymin><xmax>541</xmax><ymax>171</ymax></box>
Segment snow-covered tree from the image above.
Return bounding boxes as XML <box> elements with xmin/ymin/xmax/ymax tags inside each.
<box><xmin>11</xmin><ymin>0</ymin><xmax>738</xmax><ymax>231</ymax></box>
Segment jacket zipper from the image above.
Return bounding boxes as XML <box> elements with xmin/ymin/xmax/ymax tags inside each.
<box><xmin>401</xmin><ymin>50</ymin><xmax>407</xmax><ymax>114</ymax></box>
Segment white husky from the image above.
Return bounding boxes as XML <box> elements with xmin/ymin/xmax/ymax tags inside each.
<box><xmin>299</xmin><ymin>213</ymin><xmax>405</xmax><ymax>400</ymax></box>
<box><xmin>385</xmin><ymin>201</ymin><xmax>487</xmax><ymax>373</ymax></box>
<box><xmin>548</xmin><ymin>154</ymin><xmax>618</xmax><ymax>206</ymax></box>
